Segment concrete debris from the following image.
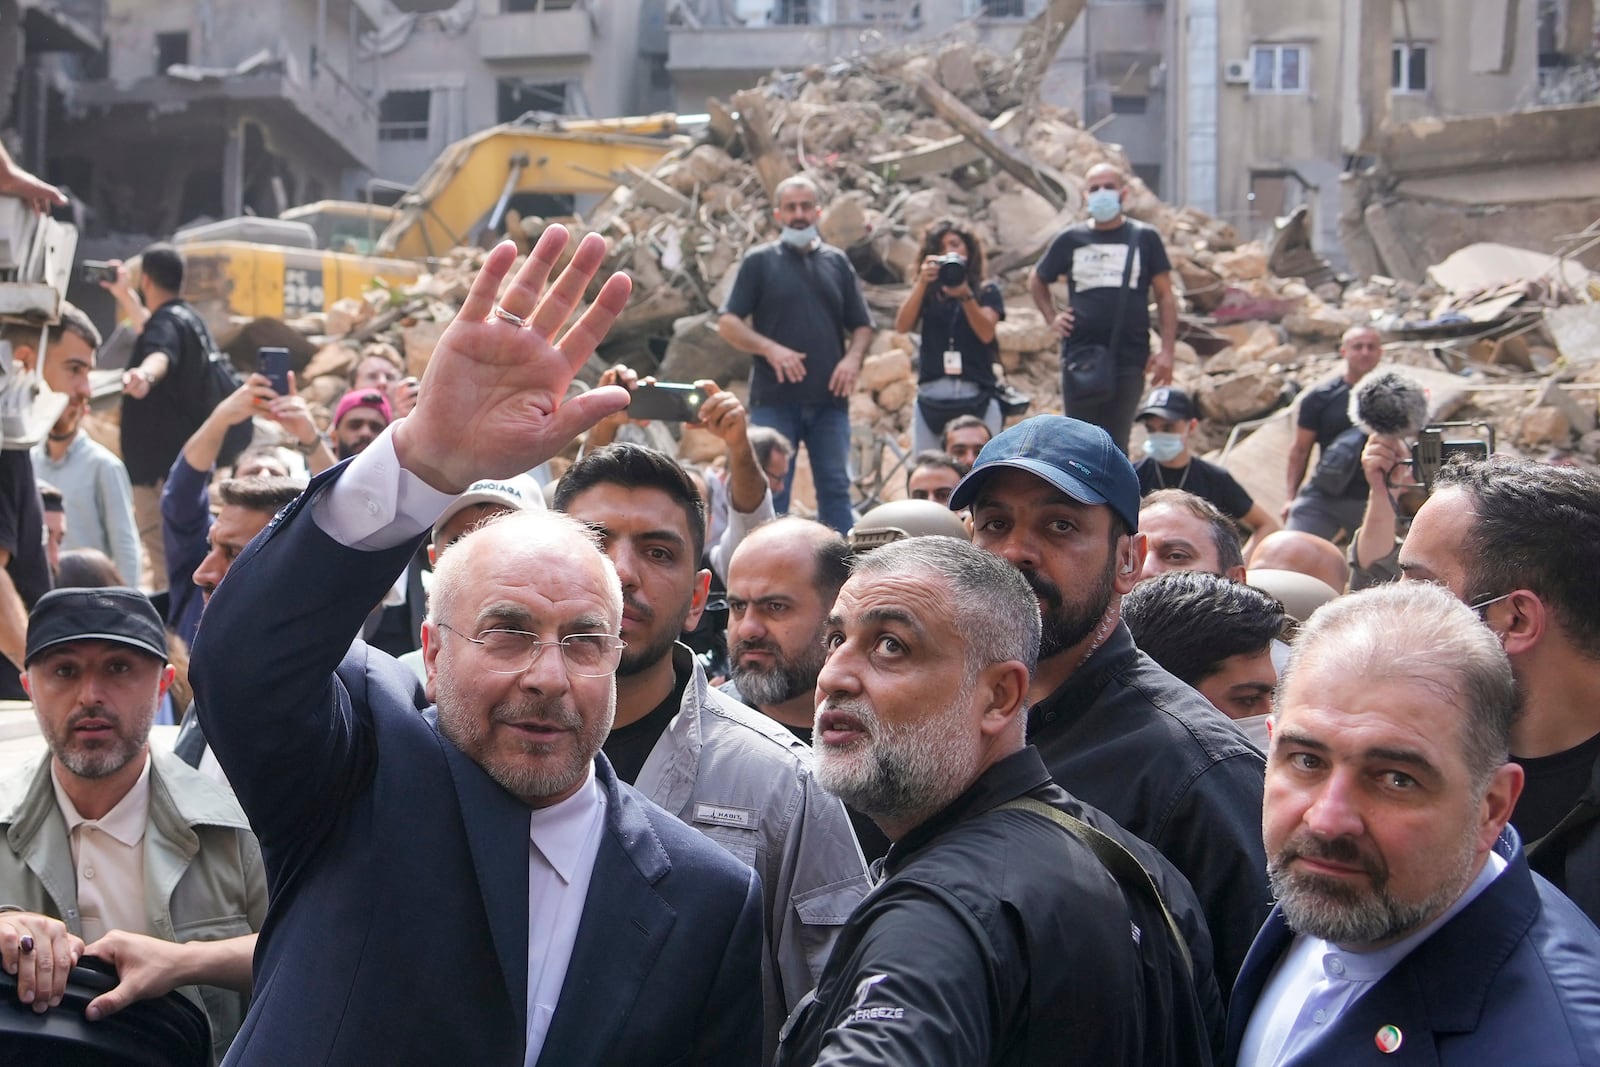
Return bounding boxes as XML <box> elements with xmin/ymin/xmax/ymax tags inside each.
<box><xmin>248</xmin><ymin>39</ymin><xmax>1600</xmax><ymax>486</ymax></box>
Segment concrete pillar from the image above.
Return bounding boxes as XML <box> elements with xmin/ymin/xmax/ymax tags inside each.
<box><xmin>221</xmin><ymin>120</ymin><xmax>244</xmax><ymax>219</ymax></box>
<box><xmin>1355</xmin><ymin>0</ymin><xmax>1391</xmax><ymax>153</ymax></box>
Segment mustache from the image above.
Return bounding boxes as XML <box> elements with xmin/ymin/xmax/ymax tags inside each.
<box><xmin>66</xmin><ymin>706</ymin><xmax>118</xmax><ymax>729</ymax></box>
<box><xmin>492</xmin><ymin>697</ymin><xmax>582</xmax><ymax>732</ymax></box>
<box><xmin>621</xmin><ymin>591</ymin><xmax>654</xmax><ymax>623</ymax></box>
<box><xmin>732</xmin><ymin>638</ymin><xmax>780</xmax><ymax>659</ymax></box>
<box><xmin>1020</xmin><ymin>569</ymin><xmax>1062</xmax><ymax>609</ymax></box>
<box><xmin>1275</xmin><ymin>832</ymin><xmax>1388</xmax><ymax>883</ymax></box>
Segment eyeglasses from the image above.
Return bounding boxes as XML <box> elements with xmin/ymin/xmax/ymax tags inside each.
<box><xmin>436</xmin><ymin>623</ymin><xmax>626</xmax><ymax>677</ymax></box>
<box><xmin>1468</xmin><ymin>592</ymin><xmax>1513</xmax><ymax>619</ymax></box>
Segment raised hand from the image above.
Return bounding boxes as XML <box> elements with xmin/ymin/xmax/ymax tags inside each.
<box><xmin>392</xmin><ymin>227</ymin><xmax>632</xmax><ymax>493</ymax></box>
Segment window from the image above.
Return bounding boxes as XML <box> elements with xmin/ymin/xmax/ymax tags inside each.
<box><xmin>378</xmin><ymin>90</ymin><xmax>431</xmax><ymax>142</ymax></box>
<box><xmin>1110</xmin><ymin>94</ymin><xmax>1148</xmax><ymax>114</ymax></box>
<box><xmin>156</xmin><ymin>32</ymin><xmax>189</xmax><ymax>71</ymax></box>
<box><xmin>497</xmin><ymin>80</ymin><xmax>567</xmax><ymax>124</ymax></box>
<box><xmin>1249</xmin><ymin>44</ymin><xmax>1307</xmax><ymax>93</ymax></box>
<box><xmin>1392</xmin><ymin>43</ymin><xmax>1429</xmax><ymax>92</ymax></box>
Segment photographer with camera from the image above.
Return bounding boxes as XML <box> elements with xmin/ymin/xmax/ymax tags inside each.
<box><xmin>895</xmin><ymin>219</ymin><xmax>1005</xmax><ymax>453</ymax></box>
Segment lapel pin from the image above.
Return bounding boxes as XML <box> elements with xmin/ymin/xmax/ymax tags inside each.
<box><xmin>1375</xmin><ymin>1024</ymin><xmax>1403</xmax><ymax>1054</ymax></box>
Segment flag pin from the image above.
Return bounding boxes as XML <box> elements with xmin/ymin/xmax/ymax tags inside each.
<box><xmin>1375</xmin><ymin>1025</ymin><xmax>1403</xmax><ymax>1053</ymax></box>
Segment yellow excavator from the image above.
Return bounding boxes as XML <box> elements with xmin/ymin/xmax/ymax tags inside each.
<box><xmin>171</xmin><ymin>113</ymin><xmax>693</xmax><ymax>322</ymax></box>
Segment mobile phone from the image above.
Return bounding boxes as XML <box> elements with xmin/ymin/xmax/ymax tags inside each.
<box><xmin>257</xmin><ymin>347</ymin><xmax>291</xmax><ymax>397</ymax></box>
<box><xmin>628</xmin><ymin>382</ymin><xmax>704</xmax><ymax>423</ymax></box>
<box><xmin>80</xmin><ymin>260</ymin><xmax>117</xmax><ymax>285</ymax></box>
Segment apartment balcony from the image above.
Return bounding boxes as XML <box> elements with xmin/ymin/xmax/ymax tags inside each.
<box><xmin>478</xmin><ymin>1</ymin><xmax>593</xmax><ymax>61</ymax></box>
<box><xmin>20</xmin><ymin>0</ymin><xmax>103</xmax><ymax>53</ymax></box>
<box><xmin>70</xmin><ymin>58</ymin><xmax>377</xmax><ymax>171</ymax></box>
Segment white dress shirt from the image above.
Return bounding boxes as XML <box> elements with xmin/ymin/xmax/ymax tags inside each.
<box><xmin>310</xmin><ymin>426</ymin><xmax>611</xmax><ymax>1064</ymax></box>
<box><xmin>51</xmin><ymin>757</ymin><xmax>153</xmax><ymax>942</ymax></box>
<box><xmin>524</xmin><ymin>766</ymin><xmax>607</xmax><ymax>1066</ymax></box>
<box><xmin>1237</xmin><ymin>850</ymin><xmax>1508</xmax><ymax>1067</ymax></box>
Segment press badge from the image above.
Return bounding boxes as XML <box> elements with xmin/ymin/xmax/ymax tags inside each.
<box><xmin>942</xmin><ymin>349</ymin><xmax>963</xmax><ymax>375</ymax></box>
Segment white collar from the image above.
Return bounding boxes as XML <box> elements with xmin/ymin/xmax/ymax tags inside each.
<box><xmin>527</xmin><ymin>766</ymin><xmax>604</xmax><ymax>885</ymax></box>
<box><xmin>51</xmin><ymin>755</ymin><xmax>152</xmax><ymax>848</ymax></box>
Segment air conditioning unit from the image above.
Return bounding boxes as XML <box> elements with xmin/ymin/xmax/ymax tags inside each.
<box><xmin>1224</xmin><ymin>60</ymin><xmax>1252</xmax><ymax>85</ymax></box>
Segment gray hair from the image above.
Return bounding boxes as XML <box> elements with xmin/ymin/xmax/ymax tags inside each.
<box><xmin>429</xmin><ymin>509</ymin><xmax>622</xmax><ymax>631</ymax></box>
<box><xmin>1279</xmin><ymin>582</ymin><xmax>1515</xmax><ymax>790</ymax></box>
<box><xmin>848</xmin><ymin>535</ymin><xmax>1041</xmax><ymax>685</ymax></box>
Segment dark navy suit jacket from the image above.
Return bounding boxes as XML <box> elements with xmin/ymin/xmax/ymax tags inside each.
<box><xmin>1223</xmin><ymin>830</ymin><xmax>1600</xmax><ymax>1066</ymax></box>
<box><xmin>190</xmin><ymin>465</ymin><xmax>765</xmax><ymax>1066</ymax></box>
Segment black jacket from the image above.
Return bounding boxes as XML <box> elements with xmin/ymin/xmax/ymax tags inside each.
<box><xmin>1028</xmin><ymin>622</ymin><xmax>1271</xmax><ymax>994</ymax></box>
<box><xmin>1526</xmin><ymin>751</ymin><xmax>1600</xmax><ymax>927</ymax></box>
<box><xmin>774</xmin><ymin>748</ymin><xmax>1219</xmax><ymax>1067</ymax></box>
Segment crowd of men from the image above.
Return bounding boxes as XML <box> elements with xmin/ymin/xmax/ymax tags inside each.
<box><xmin>0</xmin><ymin>159</ymin><xmax>1597</xmax><ymax>1067</ymax></box>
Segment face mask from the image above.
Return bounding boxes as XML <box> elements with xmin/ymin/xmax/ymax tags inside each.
<box><xmin>1143</xmin><ymin>432</ymin><xmax>1186</xmax><ymax>463</ymax></box>
<box><xmin>1086</xmin><ymin>189</ymin><xmax>1122</xmax><ymax>223</ymax></box>
<box><xmin>780</xmin><ymin>224</ymin><xmax>819</xmax><ymax>248</ymax></box>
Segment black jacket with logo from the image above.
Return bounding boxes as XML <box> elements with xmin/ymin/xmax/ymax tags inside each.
<box><xmin>774</xmin><ymin>748</ymin><xmax>1221</xmax><ymax>1066</ymax></box>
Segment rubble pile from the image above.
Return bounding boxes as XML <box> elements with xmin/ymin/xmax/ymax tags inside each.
<box><xmin>281</xmin><ymin>39</ymin><xmax>1599</xmax><ymax>491</ymax></box>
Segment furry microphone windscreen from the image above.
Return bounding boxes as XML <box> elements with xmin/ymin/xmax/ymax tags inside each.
<box><xmin>1350</xmin><ymin>370</ymin><xmax>1428</xmax><ymax>437</ymax></box>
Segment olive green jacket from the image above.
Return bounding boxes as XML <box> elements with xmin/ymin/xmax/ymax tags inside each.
<box><xmin>0</xmin><ymin>747</ymin><xmax>266</xmax><ymax>1063</ymax></box>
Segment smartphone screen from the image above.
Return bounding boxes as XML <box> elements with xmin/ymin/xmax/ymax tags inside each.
<box><xmin>627</xmin><ymin>382</ymin><xmax>704</xmax><ymax>422</ymax></box>
<box><xmin>257</xmin><ymin>347</ymin><xmax>291</xmax><ymax>396</ymax></box>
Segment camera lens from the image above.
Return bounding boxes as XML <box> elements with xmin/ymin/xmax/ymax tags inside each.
<box><xmin>937</xmin><ymin>258</ymin><xmax>966</xmax><ymax>287</ymax></box>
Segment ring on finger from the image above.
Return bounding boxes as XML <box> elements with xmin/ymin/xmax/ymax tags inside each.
<box><xmin>492</xmin><ymin>305</ymin><xmax>530</xmax><ymax>328</ymax></box>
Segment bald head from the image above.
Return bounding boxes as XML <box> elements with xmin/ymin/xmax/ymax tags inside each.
<box><xmin>1085</xmin><ymin>163</ymin><xmax>1125</xmax><ymax>189</ymax></box>
<box><xmin>736</xmin><ymin>516</ymin><xmax>851</xmax><ymax>603</ymax></box>
<box><xmin>1249</xmin><ymin>530</ymin><xmax>1350</xmax><ymax>594</ymax></box>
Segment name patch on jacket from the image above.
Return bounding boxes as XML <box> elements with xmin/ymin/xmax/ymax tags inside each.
<box><xmin>693</xmin><ymin>803</ymin><xmax>758</xmax><ymax>830</ymax></box>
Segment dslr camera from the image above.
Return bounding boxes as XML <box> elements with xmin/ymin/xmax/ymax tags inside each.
<box><xmin>934</xmin><ymin>253</ymin><xmax>968</xmax><ymax>288</ymax></box>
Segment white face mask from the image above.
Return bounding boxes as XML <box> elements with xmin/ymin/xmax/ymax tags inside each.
<box><xmin>1142</xmin><ymin>432</ymin><xmax>1186</xmax><ymax>463</ymax></box>
<box><xmin>1086</xmin><ymin>188</ymin><xmax>1122</xmax><ymax>223</ymax></box>
<box><xmin>779</xmin><ymin>224</ymin><xmax>819</xmax><ymax>248</ymax></box>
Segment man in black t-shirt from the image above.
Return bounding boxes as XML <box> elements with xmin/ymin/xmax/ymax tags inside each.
<box><xmin>1282</xmin><ymin>325</ymin><xmax>1383</xmax><ymax>541</ymax></box>
<box><xmin>1031</xmin><ymin>163</ymin><xmax>1177</xmax><ymax>453</ymax></box>
<box><xmin>119</xmin><ymin>243</ymin><xmax>223</xmax><ymax>591</ymax></box>
<box><xmin>1133</xmin><ymin>386</ymin><xmax>1278</xmax><ymax>555</ymax></box>
<box><xmin>1397</xmin><ymin>456</ymin><xmax>1600</xmax><ymax>927</ymax></box>
<box><xmin>717</xmin><ymin>175</ymin><xmax>874</xmax><ymax>534</ymax></box>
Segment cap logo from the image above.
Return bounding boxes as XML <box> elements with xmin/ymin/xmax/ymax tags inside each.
<box><xmin>1066</xmin><ymin>460</ymin><xmax>1095</xmax><ymax>478</ymax></box>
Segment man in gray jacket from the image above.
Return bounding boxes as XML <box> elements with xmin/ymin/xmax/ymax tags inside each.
<box><xmin>0</xmin><ymin>588</ymin><xmax>265</xmax><ymax>1062</ymax></box>
<box><xmin>551</xmin><ymin>442</ymin><xmax>871</xmax><ymax>1059</ymax></box>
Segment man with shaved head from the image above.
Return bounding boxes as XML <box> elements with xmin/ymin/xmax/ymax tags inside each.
<box><xmin>1282</xmin><ymin>325</ymin><xmax>1384</xmax><ymax>541</ymax></box>
<box><xmin>1248</xmin><ymin>529</ymin><xmax>1350</xmax><ymax>595</ymax></box>
<box><xmin>1030</xmin><ymin>162</ymin><xmax>1178</xmax><ymax>453</ymax></box>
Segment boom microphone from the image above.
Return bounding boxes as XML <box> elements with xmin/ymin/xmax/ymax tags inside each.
<box><xmin>1351</xmin><ymin>370</ymin><xmax>1428</xmax><ymax>438</ymax></box>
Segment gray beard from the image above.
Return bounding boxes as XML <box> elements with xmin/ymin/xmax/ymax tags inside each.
<box><xmin>1267</xmin><ymin>830</ymin><xmax>1479</xmax><ymax>946</ymax></box>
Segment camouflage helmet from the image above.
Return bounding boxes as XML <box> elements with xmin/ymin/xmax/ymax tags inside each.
<box><xmin>848</xmin><ymin>499</ymin><xmax>971</xmax><ymax>553</ymax></box>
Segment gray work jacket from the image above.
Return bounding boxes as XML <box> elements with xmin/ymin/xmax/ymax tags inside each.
<box><xmin>0</xmin><ymin>748</ymin><xmax>267</xmax><ymax>1064</ymax></box>
<box><xmin>636</xmin><ymin>645</ymin><xmax>872</xmax><ymax>1060</ymax></box>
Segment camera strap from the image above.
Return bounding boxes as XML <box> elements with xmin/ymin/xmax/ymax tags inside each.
<box><xmin>1106</xmin><ymin>222</ymin><xmax>1139</xmax><ymax>363</ymax></box>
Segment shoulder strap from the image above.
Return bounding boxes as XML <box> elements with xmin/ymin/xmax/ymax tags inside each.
<box><xmin>1106</xmin><ymin>221</ymin><xmax>1140</xmax><ymax>361</ymax></box>
<box><xmin>996</xmin><ymin>794</ymin><xmax>1193</xmax><ymax>978</ymax></box>
<box><xmin>164</xmin><ymin>302</ymin><xmax>222</xmax><ymax>359</ymax></box>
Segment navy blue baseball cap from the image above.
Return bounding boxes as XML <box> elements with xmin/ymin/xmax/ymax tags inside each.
<box><xmin>948</xmin><ymin>415</ymin><xmax>1142</xmax><ymax>533</ymax></box>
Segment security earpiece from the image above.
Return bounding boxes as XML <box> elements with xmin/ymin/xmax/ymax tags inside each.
<box><xmin>1120</xmin><ymin>564</ymin><xmax>1134</xmax><ymax>574</ymax></box>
